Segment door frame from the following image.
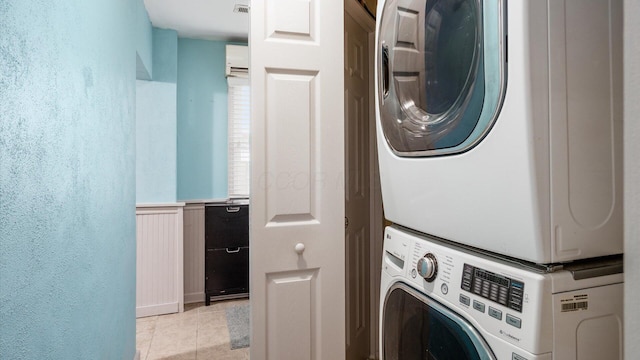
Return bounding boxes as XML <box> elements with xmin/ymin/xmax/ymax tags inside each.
<box><xmin>344</xmin><ymin>1</ymin><xmax>382</xmax><ymax>358</ymax></box>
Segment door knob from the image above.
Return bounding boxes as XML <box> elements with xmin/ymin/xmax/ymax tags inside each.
<box><xmin>345</xmin><ymin>217</ymin><xmax>349</xmax><ymax>229</ymax></box>
<box><xmin>295</xmin><ymin>243</ymin><xmax>305</xmax><ymax>255</ymax></box>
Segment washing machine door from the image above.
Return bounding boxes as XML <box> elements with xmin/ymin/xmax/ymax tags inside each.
<box><xmin>382</xmin><ymin>283</ymin><xmax>495</xmax><ymax>360</ymax></box>
<box><xmin>377</xmin><ymin>0</ymin><xmax>506</xmax><ymax>156</ymax></box>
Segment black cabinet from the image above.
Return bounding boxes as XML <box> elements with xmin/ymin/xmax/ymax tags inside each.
<box><xmin>205</xmin><ymin>202</ymin><xmax>249</xmax><ymax>305</ymax></box>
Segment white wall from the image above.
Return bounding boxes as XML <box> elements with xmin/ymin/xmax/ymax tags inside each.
<box><xmin>624</xmin><ymin>0</ymin><xmax>640</xmax><ymax>358</ymax></box>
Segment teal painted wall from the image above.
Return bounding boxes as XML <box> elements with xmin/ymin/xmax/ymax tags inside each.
<box><xmin>0</xmin><ymin>1</ymin><xmax>136</xmax><ymax>359</ymax></box>
<box><xmin>153</xmin><ymin>28</ymin><xmax>178</xmax><ymax>83</ymax></box>
<box><xmin>136</xmin><ymin>0</ymin><xmax>153</xmax><ymax>80</ymax></box>
<box><xmin>135</xmin><ymin>27</ymin><xmax>178</xmax><ymax>204</ymax></box>
<box><xmin>177</xmin><ymin>39</ymin><xmax>230</xmax><ymax>200</ymax></box>
<box><xmin>136</xmin><ymin>80</ymin><xmax>177</xmax><ymax>203</ymax></box>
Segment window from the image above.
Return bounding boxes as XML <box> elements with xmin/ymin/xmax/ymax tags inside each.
<box><xmin>227</xmin><ymin>77</ymin><xmax>250</xmax><ymax>197</ymax></box>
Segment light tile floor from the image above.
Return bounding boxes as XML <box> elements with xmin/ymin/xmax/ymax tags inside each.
<box><xmin>137</xmin><ymin>299</ymin><xmax>250</xmax><ymax>360</ymax></box>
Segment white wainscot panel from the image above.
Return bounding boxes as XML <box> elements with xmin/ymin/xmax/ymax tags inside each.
<box><xmin>136</xmin><ymin>205</ymin><xmax>184</xmax><ymax>318</ymax></box>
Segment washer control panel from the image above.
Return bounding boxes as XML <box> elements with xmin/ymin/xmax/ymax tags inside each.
<box><xmin>461</xmin><ymin>263</ymin><xmax>525</xmax><ymax>312</ymax></box>
<box><xmin>383</xmin><ymin>226</ymin><xmax>555</xmax><ymax>355</ymax></box>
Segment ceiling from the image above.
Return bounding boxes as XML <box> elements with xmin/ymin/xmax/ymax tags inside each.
<box><xmin>143</xmin><ymin>0</ymin><xmax>249</xmax><ymax>42</ymax></box>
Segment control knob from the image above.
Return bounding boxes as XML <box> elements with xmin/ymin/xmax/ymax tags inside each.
<box><xmin>417</xmin><ymin>253</ymin><xmax>438</xmax><ymax>282</ymax></box>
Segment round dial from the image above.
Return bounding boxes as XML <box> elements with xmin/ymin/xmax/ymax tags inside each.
<box><xmin>417</xmin><ymin>253</ymin><xmax>438</xmax><ymax>282</ymax></box>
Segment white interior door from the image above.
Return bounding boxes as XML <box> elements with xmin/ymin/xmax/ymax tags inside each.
<box><xmin>249</xmin><ymin>1</ymin><xmax>346</xmax><ymax>359</ymax></box>
<box><xmin>345</xmin><ymin>8</ymin><xmax>371</xmax><ymax>360</ymax></box>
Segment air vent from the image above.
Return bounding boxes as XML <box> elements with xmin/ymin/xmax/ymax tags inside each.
<box><xmin>234</xmin><ymin>4</ymin><xmax>249</xmax><ymax>14</ymax></box>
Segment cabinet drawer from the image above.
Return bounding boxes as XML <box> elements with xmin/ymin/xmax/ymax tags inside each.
<box><xmin>205</xmin><ymin>205</ymin><xmax>249</xmax><ymax>248</ymax></box>
<box><xmin>205</xmin><ymin>247</ymin><xmax>249</xmax><ymax>296</ymax></box>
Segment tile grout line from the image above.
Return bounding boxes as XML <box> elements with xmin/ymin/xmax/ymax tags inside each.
<box><xmin>142</xmin><ymin>316</ymin><xmax>155</xmax><ymax>360</ymax></box>
<box><xmin>195</xmin><ymin>306</ymin><xmax>200</xmax><ymax>360</ymax></box>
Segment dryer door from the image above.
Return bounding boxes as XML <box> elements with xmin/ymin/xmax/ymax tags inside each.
<box><xmin>382</xmin><ymin>283</ymin><xmax>495</xmax><ymax>360</ymax></box>
<box><xmin>377</xmin><ymin>0</ymin><xmax>506</xmax><ymax>156</ymax></box>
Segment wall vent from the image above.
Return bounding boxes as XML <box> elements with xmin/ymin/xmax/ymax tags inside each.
<box><xmin>234</xmin><ymin>4</ymin><xmax>249</xmax><ymax>14</ymax></box>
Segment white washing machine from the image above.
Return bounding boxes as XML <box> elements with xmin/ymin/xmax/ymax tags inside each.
<box><xmin>380</xmin><ymin>226</ymin><xmax>623</xmax><ymax>359</ymax></box>
<box><xmin>375</xmin><ymin>0</ymin><xmax>623</xmax><ymax>263</ymax></box>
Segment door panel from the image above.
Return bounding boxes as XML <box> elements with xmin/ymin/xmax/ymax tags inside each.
<box><xmin>250</xmin><ymin>0</ymin><xmax>346</xmax><ymax>359</ymax></box>
<box><xmin>266</xmin><ymin>270</ymin><xmax>318</xmax><ymax>360</ymax></box>
<box><xmin>264</xmin><ymin>70</ymin><xmax>318</xmax><ymax>223</ymax></box>
<box><xmin>345</xmin><ymin>10</ymin><xmax>372</xmax><ymax>360</ymax></box>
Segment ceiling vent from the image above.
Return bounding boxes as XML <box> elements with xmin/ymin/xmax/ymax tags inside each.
<box><xmin>233</xmin><ymin>4</ymin><xmax>249</xmax><ymax>14</ymax></box>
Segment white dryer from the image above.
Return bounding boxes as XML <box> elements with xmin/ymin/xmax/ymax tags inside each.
<box><xmin>375</xmin><ymin>0</ymin><xmax>623</xmax><ymax>263</ymax></box>
<box><xmin>380</xmin><ymin>226</ymin><xmax>623</xmax><ymax>360</ymax></box>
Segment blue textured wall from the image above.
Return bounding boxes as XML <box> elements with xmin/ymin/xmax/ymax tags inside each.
<box><xmin>177</xmin><ymin>39</ymin><xmax>229</xmax><ymax>200</ymax></box>
<box><xmin>0</xmin><ymin>1</ymin><xmax>136</xmax><ymax>359</ymax></box>
<box><xmin>136</xmin><ymin>0</ymin><xmax>153</xmax><ymax>80</ymax></box>
<box><xmin>134</xmin><ymin>27</ymin><xmax>178</xmax><ymax>204</ymax></box>
<box><xmin>136</xmin><ymin>80</ymin><xmax>177</xmax><ymax>203</ymax></box>
<box><xmin>153</xmin><ymin>28</ymin><xmax>178</xmax><ymax>83</ymax></box>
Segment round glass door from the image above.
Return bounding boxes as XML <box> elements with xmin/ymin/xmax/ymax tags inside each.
<box><xmin>377</xmin><ymin>0</ymin><xmax>506</xmax><ymax>156</ymax></box>
<box><xmin>383</xmin><ymin>283</ymin><xmax>496</xmax><ymax>360</ymax></box>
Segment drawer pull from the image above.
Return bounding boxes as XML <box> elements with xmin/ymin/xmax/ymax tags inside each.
<box><xmin>226</xmin><ymin>247</ymin><xmax>241</xmax><ymax>253</ymax></box>
<box><xmin>226</xmin><ymin>206</ymin><xmax>241</xmax><ymax>213</ymax></box>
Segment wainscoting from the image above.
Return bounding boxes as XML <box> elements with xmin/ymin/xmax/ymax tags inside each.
<box><xmin>136</xmin><ymin>203</ymin><xmax>185</xmax><ymax>318</ymax></box>
<box><xmin>183</xmin><ymin>203</ymin><xmax>205</xmax><ymax>304</ymax></box>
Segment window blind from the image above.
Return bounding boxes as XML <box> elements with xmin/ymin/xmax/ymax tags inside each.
<box><xmin>228</xmin><ymin>77</ymin><xmax>251</xmax><ymax>197</ymax></box>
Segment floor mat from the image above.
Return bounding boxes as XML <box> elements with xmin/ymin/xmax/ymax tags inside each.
<box><xmin>225</xmin><ymin>303</ymin><xmax>250</xmax><ymax>349</ymax></box>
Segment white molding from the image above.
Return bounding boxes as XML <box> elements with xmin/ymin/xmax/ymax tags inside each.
<box><xmin>135</xmin><ymin>202</ymin><xmax>186</xmax><ymax>208</ymax></box>
<box><xmin>136</xmin><ymin>209</ymin><xmax>181</xmax><ymax>215</ymax></box>
<box><xmin>136</xmin><ymin>302</ymin><xmax>179</xmax><ymax>318</ymax></box>
<box><xmin>182</xmin><ymin>198</ymin><xmax>229</xmax><ymax>204</ymax></box>
<box><xmin>184</xmin><ymin>203</ymin><xmax>206</xmax><ymax>210</ymax></box>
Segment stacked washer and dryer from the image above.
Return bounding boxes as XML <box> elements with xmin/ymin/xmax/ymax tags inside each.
<box><xmin>375</xmin><ymin>1</ymin><xmax>623</xmax><ymax>359</ymax></box>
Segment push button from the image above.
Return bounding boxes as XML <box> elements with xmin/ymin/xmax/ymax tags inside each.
<box><xmin>473</xmin><ymin>300</ymin><xmax>485</xmax><ymax>313</ymax></box>
<box><xmin>488</xmin><ymin>307</ymin><xmax>502</xmax><ymax>320</ymax></box>
<box><xmin>441</xmin><ymin>283</ymin><xmax>449</xmax><ymax>295</ymax></box>
<box><xmin>459</xmin><ymin>294</ymin><xmax>470</xmax><ymax>306</ymax></box>
<box><xmin>506</xmin><ymin>314</ymin><xmax>522</xmax><ymax>329</ymax></box>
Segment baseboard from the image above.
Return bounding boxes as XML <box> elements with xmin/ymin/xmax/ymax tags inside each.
<box><xmin>133</xmin><ymin>350</ymin><xmax>141</xmax><ymax>360</ymax></box>
<box><xmin>136</xmin><ymin>302</ymin><xmax>179</xmax><ymax>318</ymax></box>
<box><xmin>184</xmin><ymin>292</ymin><xmax>205</xmax><ymax>304</ymax></box>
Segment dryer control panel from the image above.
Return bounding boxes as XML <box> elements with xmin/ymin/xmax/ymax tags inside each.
<box><xmin>462</xmin><ymin>263</ymin><xmax>525</xmax><ymax>312</ymax></box>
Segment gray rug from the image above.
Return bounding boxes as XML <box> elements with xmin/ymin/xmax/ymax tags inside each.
<box><xmin>225</xmin><ymin>303</ymin><xmax>250</xmax><ymax>349</ymax></box>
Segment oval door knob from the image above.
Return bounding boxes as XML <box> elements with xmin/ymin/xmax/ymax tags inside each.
<box><xmin>295</xmin><ymin>243</ymin><xmax>305</xmax><ymax>255</ymax></box>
